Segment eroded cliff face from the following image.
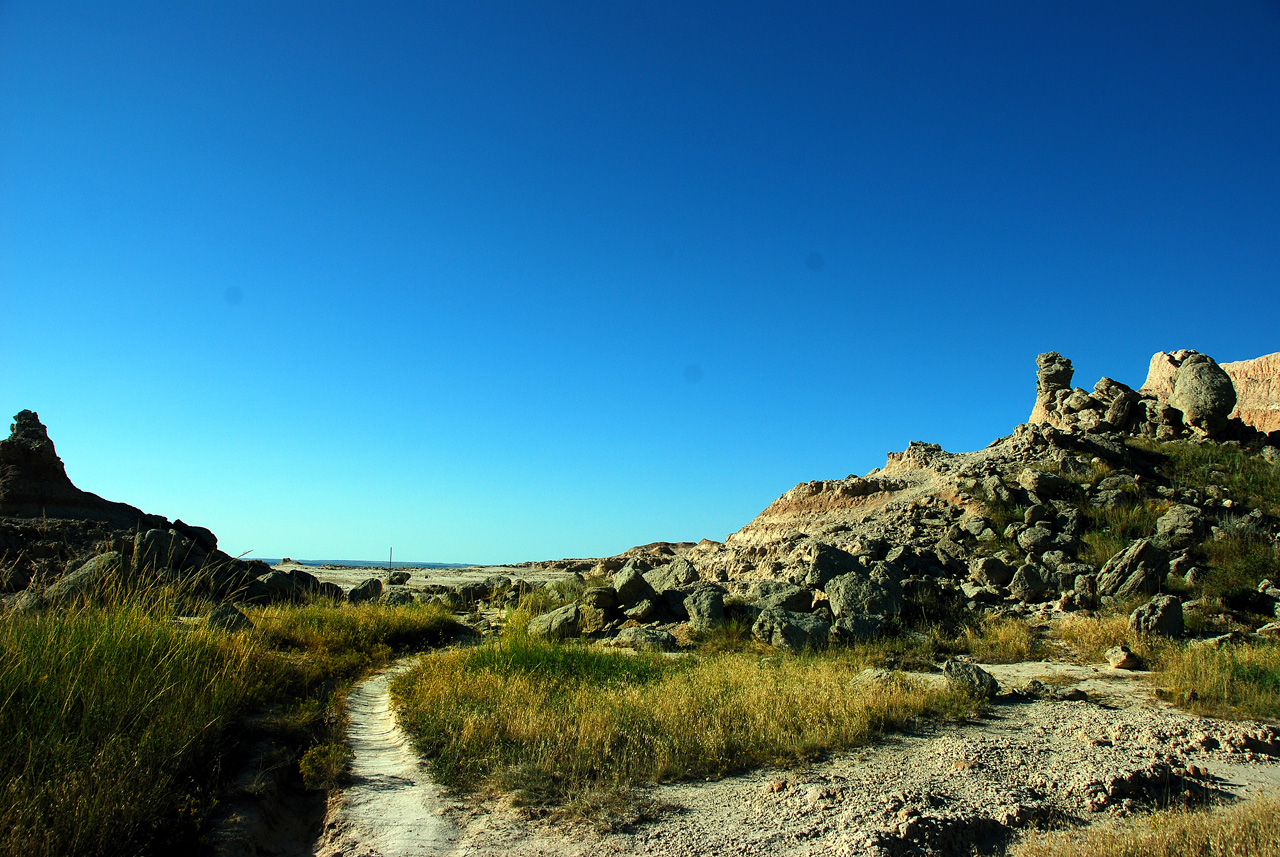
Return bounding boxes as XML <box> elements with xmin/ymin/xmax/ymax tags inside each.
<box><xmin>1221</xmin><ymin>352</ymin><xmax>1280</xmax><ymax>435</ymax></box>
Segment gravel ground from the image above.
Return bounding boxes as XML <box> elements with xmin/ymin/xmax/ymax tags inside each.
<box><xmin>312</xmin><ymin>660</ymin><xmax>1280</xmax><ymax>857</ymax></box>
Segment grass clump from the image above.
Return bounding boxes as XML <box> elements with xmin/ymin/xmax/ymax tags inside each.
<box><xmin>1011</xmin><ymin>795</ymin><xmax>1280</xmax><ymax>857</ymax></box>
<box><xmin>0</xmin><ymin>604</ymin><xmax>281</xmax><ymax>856</ymax></box>
<box><xmin>1079</xmin><ymin>500</ymin><xmax>1165</xmax><ymax>566</ymax></box>
<box><xmin>250</xmin><ymin>599</ymin><xmax>460</xmax><ymax>679</ymax></box>
<box><xmin>962</xmin><ymin>615</ymin><xmax>1043</xmax><ymax>663</ymax></box>
<box><xmin>392</xmin><ymin>636</ymin><xmax>979</xmax><ymax>817</ymax></box>
<box><xmin>1155</xmin><ymin>638</ymin><xmax>1280</xmax><ymax>719</ymax></box>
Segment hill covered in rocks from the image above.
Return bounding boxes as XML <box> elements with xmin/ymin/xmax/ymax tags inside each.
<box><xmin>501</xmin><ymin>349</ymin><xmax>1280</xmax><ymax>653</ymax></box>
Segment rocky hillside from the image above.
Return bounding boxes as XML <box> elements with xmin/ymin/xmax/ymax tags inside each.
<box><xmin>512</xmin><ymin>349</ymin><xmax>1280</xmax><ymax>653</ymax></box>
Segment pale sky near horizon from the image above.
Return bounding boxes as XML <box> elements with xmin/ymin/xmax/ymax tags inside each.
<box><xmin>3</xmin><ymin>2</ymin><xmax>1279</xmax><ymax>563</ymax></box>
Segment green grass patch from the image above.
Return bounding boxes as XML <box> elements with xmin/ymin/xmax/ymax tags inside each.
<box><xmin>392</xmin><ymin>636</ymin><xmax>980</xmax><ymax>818</ymax></box>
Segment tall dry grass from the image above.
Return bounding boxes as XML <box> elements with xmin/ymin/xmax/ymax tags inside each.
<box><xmin>1012</xmin><ymin>796</ymin><xmax>1280</xmax><ymax>857</ymax></box>
<box><xmin>0</xmin><ymin>603</ymin><xmax>279</xmax><ymax>856</ymax></box>
<box><xmin>391</xmin><ymin>636</ymin><xmax>979</xmax><ymax>816</ymax></box>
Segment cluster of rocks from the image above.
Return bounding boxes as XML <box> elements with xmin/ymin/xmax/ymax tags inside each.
<box><xmin>1033</xmin><ymin>350</ymin><xmax>1277</xmax><ymax>443</ymax></box>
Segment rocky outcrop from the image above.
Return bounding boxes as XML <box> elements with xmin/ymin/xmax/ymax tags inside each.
<box><xmin>1143</xmin><ymin>350</ymin><xmax>1280</xmax><ymax>437</ymax></box>
<box><xmin>0</xmin><ymin>410</ymin><xmax>267</xmax><ymax>600</ymax></box>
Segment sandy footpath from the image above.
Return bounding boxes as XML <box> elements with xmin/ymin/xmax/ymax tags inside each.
<box><xmin>273</xmin><ymin>562</ymin><xmax>574</xmax><ymax>593</ymax></box>
<box><xmin>313</xmin><ymin>659</ymin><xmax>1280</xmax><ymax>857</ymax></box>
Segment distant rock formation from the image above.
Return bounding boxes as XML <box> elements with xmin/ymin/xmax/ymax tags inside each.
<box><xmin>1142</xmin><ymin>350</ymin><xmax>1280</xmax><ymax>436</ymax></box>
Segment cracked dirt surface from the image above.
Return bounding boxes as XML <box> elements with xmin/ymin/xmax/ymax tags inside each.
<box><xmin>310</xmin><ymin>658</ymin><xmax>1280</xmax><ymax>857</ymax></box>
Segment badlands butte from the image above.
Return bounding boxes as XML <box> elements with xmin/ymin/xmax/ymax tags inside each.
<box><xmin>5</xmin><ymin>348</ymin><xmax>1280</xmax><ymax>857</ymax></box>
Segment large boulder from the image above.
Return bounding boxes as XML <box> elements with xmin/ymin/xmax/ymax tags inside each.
<box><xmin>1153</xmin><ymin>504</ymin><xmax>1206</xmax><ymax>551</ymax></box>
<box><xmin>613</xmin><ymin>563</ymin><xmax>656</xmax><ymax>605</ymax></box>
<box><xmin>207</xmin><ymin>602</ymin><xmax>254</xmax><ymax>632</ymax></box>
<box><xmin>683</xmin><ymin>583</ymin><xmax>726</xmax><ymax>630</ymax></box>
<box><xmin>45</xmin><ymin>551</ymin><xmax>123</xmax><ymax>605</ymax></box>
<box><xmin>611</xmin><ymin>626</ymin><xmax>678</xmax><ymax>651</ymax></box>
<box><xmin>969</xmin><ymin>556</ymin><xmax>1013</xmax><ymax>587</ymax></box>
<box><xmin>644</xmin><ymin>558</ymin><xmax>699</xmax><ymax>592</ymax></box>
<box><xmin>1129</xmin><ymin>594</ymin><xmax>1183</xmax><ymax>638</ymax></box>
<box><xmin>752</xmin><ymin>607</ymin><xmax>830</xmax><ymax>652</ymax></box>
<box><xmin>749</xmin><ymin>581</ymin><xmax>813</xmax><ymax>612</ymax></box>
<box><xmin>348</xmin><ymin>577</ymin><xmax>384</xmax><ymax>604</ymax></box>
<box><xmin>826</xmin><ymin>567</ymin><xmax>902</xmax><ymax>621</ymax></box>
<box><xmin>527</xmin><ymin>603</ymin><xmax>581</xmax><ymax>640</ymax></box>
<box><xmin>943</xmin><ymin>661</ymin><xmax>1000</xmax><ymax>700</ymax></box>
<box><xmin>794</xmin><ymin>541</ymin><xmax>860</xmax><ymax>589</ymax></box>
<box><xmin>1169</xmin><ymin>354</ymin><xmax>1237</xmax><ymax>437</ymax></box>
<box><xmin>1097</xmin><ymin>539</ymin><xmax>1169</xmax><ymax>598</ymax></box>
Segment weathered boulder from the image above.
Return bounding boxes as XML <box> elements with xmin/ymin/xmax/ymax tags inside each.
<box><xmin>1097</xmin><ymin>539</ymin><xmax>1169</xmax><ymax>598</ymax></box>
<box><xmin>1017</xmin><ymin>526</ymin><xmax>1056</xmax><ymax>554</ymax></box>
<box><xmin>45</xmin><ymin>551</ymin><xmax>123</xmax><ymax>605</ymax></box>
<box><xmin>1017</xmin><ymin>468</ymin><xmax>1072</xmax><ymax>500</ymax></box>
<box><xmin>1009</xmin><ymin>565</ymin><xmax>1047</xmax><ymax>602</ymax></box>
<box><xmin>794</xmin><ymin>541</ymin><xmax>860</xmax><ymax>589</ymax></box>
<box><xmin>207</xmin><ymin>602</ymin><xmax>253</xmax><ymax>632</ymax></box>
<box><xmin>1170</xmin><ymin>354</ymin><xmax>1237</xmax><ymax>437</ymax></box>
<box><xmin>613</xmin><ymin>562</ymin><xmax>655</xmax><ymax>605</ymax></box>
<box><xmin>1106</xmin><ymin>644</ymin><xmax>1143</xmax><ymax>670</ymax></box>
<box><xmin>387</xmin><ymin>571</ymin><xmax>411</xmax><ymax>586</ymax></box>
<box><xmin>829</xmin><ymin>614</ymin><xmax>890</xmax><ymax>641</ymax></box>
<box><xmin>1129</xmin><ymin>594</ymin><xmax>1183</xmax><ymax>638</ymax></box>
<box><xmin>644</xmin><ymin>558</ymin><xmax>699</xmax><ymax>592</ymax></box>
<box><xmin>611</xmin><ymin>626</ymin><xmax>678</xmax><ymax>651</ymax></box>
<box><xmin>752</xmin><ymin>606</ymin><xmax>830</xmax><ymax>651</ymax></box>
<box><xmin>1153</xmin><ymin>504</ymin><xmax>1206</xmax><ymax>551</ymax></box>
<box><xmin>943</xmin><ymin>661</ymin><xmax>1000</xmax><ymax>700</ymax></box>
<box><xmin>381</xmin><ymin>586</ymin><xmax>414</xmax><ymax>607</ymax></box>
<box><xmin>683</xmin><ymin>583</ymin><xmax>726</xmax><ymax>630</ymax></box>
<box><xmin>247</xmin><ymin>571</ymin><xmax>300</xmax><ymax>604</ymax></box>
<box><xmin>969</xmin><ymin>556</ymin><xmax>1013</xmax><ymax>587</ymax></box>
<box><xmin>749</xmin><ymin>581</ymin><xmax>813</xmax><ymax>612</ymax></box>
<box><xmin>826</xmin><ymin>567</ymin><xmax>902</xmax><ymax>621</ymax></box>
<box><xmin>348</xmin><ymin>577</ymin><xmax>384</xmax><ymax>604</ymax></box>
<box><xmin>527</xmin><ymin>603</ymin><xmax>581</xmax><ymax>640</ymax></box>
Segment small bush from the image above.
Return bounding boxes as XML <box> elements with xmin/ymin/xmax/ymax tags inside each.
<box><xmin>962</xmin><ymin>615</ymin><xmax>1041</xmax><ymax>663</ymax></box>
<box><xmin>299</xmin><ymin>742</ymin><xmax>354</xmax><ymax>791</ymax></box>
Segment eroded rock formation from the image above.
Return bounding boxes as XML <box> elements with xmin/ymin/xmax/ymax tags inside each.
<box><xmin>0</xmin><ymin>410</ymin><xmax>267</xmax><ymax>599</ymax></box>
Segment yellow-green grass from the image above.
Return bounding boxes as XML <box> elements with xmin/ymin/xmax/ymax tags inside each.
<box><xmin>0</xmin><ymin>597</ymin><xmax>465</xmax><ymax>857</ymax></box>
<box><xmin>1012</xmin><ymin>796</ymin><xmax>1280</xmax><ymax>857</ymax></box>
<box><xmin>391</xmin><ymin>636</ymin><xmax>981</xmax><ymax>818</ymax></box>
<box><xmin>1156</xmin><ymin>638</ymin><xmax>1280</xmax><ymax>719</ymax></box>
<box><xmin>0</xmin><ymin>604</ymin><xmax>279</xmax><ymax>856</ymax></box>
<box><xmin>962</xmin><ymin>615</ymin><xmax>1043</xmax><ymax>663</ymax></box>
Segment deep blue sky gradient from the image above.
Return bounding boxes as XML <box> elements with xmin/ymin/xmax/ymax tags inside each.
<box><xmin>3</xmin><ymin>2</ymin><xmax>1278</xmax><ymax>562</ymax></box>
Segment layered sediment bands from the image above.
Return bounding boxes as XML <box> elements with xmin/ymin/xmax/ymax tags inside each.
<box><xmin>1222</xmin><ymin>352</ymin><xmax>1280</xmax><ymax>435</ymax></box>
<box><xmin>724</xmin><ymin>476</ymin><xmax>907</xmax><ymax>551</ymax></box>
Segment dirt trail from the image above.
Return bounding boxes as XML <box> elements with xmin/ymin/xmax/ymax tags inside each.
<box><xmin>315</xmin><ymin>659</ymin><xmax>1280</xmax><ymax>857</ymax></box>
<box><xmin>314</xmin><ymin>660</ymin><xmax>460</xmax><ymax>857</ymax></box>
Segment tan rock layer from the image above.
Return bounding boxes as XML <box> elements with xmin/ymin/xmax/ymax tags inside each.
<box><xmin>1221</xmin><ymin>352</ymin><xmax>1280</xmax><ymax>435</ymax></box>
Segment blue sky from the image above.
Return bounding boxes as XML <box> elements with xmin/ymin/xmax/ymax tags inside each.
<box><xmin>2</xmin><ymin>2</ymin><xmax>1278</xmax><ymax>563</ymax></box>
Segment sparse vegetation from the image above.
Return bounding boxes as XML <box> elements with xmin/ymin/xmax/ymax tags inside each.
<box><xmin>391</xmin><ymin>635</ymin><xmax>980</xmax><ymax>821</ymax></box>
<box><xmin>1012</xmin><ymin>795</ymin><xmax>1280</xmax><ymax>857</ymax></box>
<box><xmin>962</xmin><ymin>614</ymin><xmax>1043</xmax><ymax>663</ymax></box>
